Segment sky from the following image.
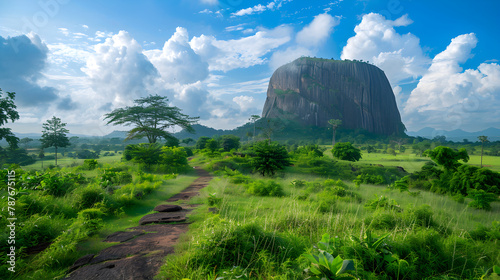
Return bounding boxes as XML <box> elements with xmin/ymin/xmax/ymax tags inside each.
<box><xmin>1</xmin><ymin>0</ymin><xmax>499</xmax><ymax>136</ymax></box>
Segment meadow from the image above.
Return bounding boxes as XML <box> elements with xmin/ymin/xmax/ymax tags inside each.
<box><xmin>2</xmin><ymin>143</ymin><xmax>499</xmax><ymax>279</ymax></box>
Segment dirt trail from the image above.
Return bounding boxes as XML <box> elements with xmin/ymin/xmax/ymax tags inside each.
<box><xmin>64</xmin><ymin>167</ymin><xmax>212</xmax><ymax>280</ymax></box>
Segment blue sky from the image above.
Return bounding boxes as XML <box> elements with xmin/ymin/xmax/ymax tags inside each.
<box><xmin>1</xmin><ymin>0</ymin><xmax>499</xmax><ymax>136</ymax></box>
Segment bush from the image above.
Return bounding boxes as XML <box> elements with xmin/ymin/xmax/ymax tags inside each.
<box><xmin>332</xmin><ymin>142</ymin><xmax>362</xmax><ymax>162</ymax></box>
<box><xmin>467</xmin><ymin>189</ymin><xmax>497</xmax><ymax>211</ymax></box>
<box><xmin>76</xmin><ymin>185</ymin><xmax>105</xmax><ymax>210</ymax></box>
<box><xmin>83</xmin><ymin>159</ymin><xmax>98</xmax><ymax>170</ymax></box>
<box><xmin>250</xmin><ymin>141</ymin><xmax>291</xmax><ymax>176</ymax></box>
<box><xmin>246</xmin><ymin>180</ymin><xmax>284</xmax><ymax>197</ymax></box>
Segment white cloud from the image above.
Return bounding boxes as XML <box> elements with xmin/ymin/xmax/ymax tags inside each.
<box><xmin>58</xmin><ymin>27</ymin><xmax>70</xmax><ymax>36</ymax></box>
<box><xmin>200</xmin><ymin>0</ymin><xmax>218</xmax><ymax>4</ymax></box>
<box><xmin>270</xmin><ymin>46</ymin><xmax>313</xmax><ymax>70</ymax></box>
<box><xmin>296</xmin><ymin>13</ymin><xmax>339</xmax><ymax>47</ymax></box>
<box><xmin>144</xmin><ymin>27</ymin><xmax>209</xmax><ymax>84</ymax></box>
<box><xmin>190</xmin><ymin>25</ymin><xmax>292</xmax><ymax>71</ymax></box>
<box><xmin>341</xmin><ymin>13</ymin><xmax>430</xmax><ymax>86</ymax></box>
<box><xmin>82</xmin><ymin>24</ymin><xmax>89</xmax><ymax>29</ymax></box>
<box><xmin>233</xmin><ymin>95</ymin><xmax>256</xmax><ymax>111</ymax></box>
<box><xmin>82</xmin><ymin>30</ymin><xmax>159</xmax><ymax>107</ymax></box>
<box><xmin>403</xmin><ymin>33</ymin><xmax>500</xmax><ymax>131</ymax></box>
<box><xmin>270</xmin><ymin>13</ymin><xmax>338</xmax><ymax>70</ymax></box>
<box><xmin>231</xmin><ymin>0</ymin><xmax>291</xmax><ymax>17</ymax></box>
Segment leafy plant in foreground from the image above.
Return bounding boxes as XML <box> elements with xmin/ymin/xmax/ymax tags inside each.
<box><xmin>302</xmin><ymin>234</ymin><xmax>356</xmax><ymax>279</ymax></box>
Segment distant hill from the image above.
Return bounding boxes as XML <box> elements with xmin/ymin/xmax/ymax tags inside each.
<box><xmin>407</xmin><ymin>127</ymin><xmax>500</xmax><ymax>142</ymax></box>
<box><xmin>173</xmin><ymin>124</ymin><xmax>230</xmax><ymax>140</ymax></box>
<box><xmin>103</xmin><ymin>131</ymin><xmax>129</xmax><ymax>139</ymax></box>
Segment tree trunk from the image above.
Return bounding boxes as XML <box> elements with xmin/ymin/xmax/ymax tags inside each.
<box><xmin>480</xmin><ymin>144</ymin><xmax>484</xmax><ymax>168</ymax></box>
<box><xmin>332</xmin><ymin>129</ymin><xmax>336</xmax><ymax>147</ymax></box>
<box><xmin>55</xmin><ymin>146</ymin><xmax>58</xmax><ymax>166</ymax></box>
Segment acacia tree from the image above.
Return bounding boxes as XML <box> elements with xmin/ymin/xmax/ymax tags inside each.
<box><xmin>0</xmin><ymin>88</ymin><xmax>20</xmax><ymax>148</ymax></box>
<box><xmin>478</xmin><ymin>136</ymin><xmax>489</xmax><ymax>168</ymax></box>
<box><xmin>104</xmin><ymin>94</ymin><xmax>198</xmax><ymax>144</ymax></box>
<box><xmin>423</xmin><ymin>146</ymin><xmax>469</xmax><ymax>171</ymax></box>
<box><xmin>41</xmin><ymin>116</ymin><xmax>70</xmax><ymax>166</ymax></box>
<box><xmin>328</xmin><ymin>119</ymin><xmax>342</xmax><ymax>147</ymax></box>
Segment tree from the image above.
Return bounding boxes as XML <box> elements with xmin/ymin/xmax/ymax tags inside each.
<box><xmin>41</xmin><ymin>116</ymin><xmax>70</xmax><ymax>166</ymax></box>
<box><xmin>328</xmin><ymin>119</ymin><xmax>342</xmax><ymax>147</ymax></box>
<box><xmin>478</xmin><ymin>135</ymin><xmax>489</xmax><ymax>168</ymax></box>
<box><xmin>332</xmin><ymin>142</ymin><xmax>362</xmax><ymax>162</ymax></box>
<box><xmin>220</xmin><ymin>135</ymin><xmax>240</xmax><ymax>151</ymax></box>
<box><xmin>196</xmin><ymin>136</ymin><xmax>211</xmax><ymax>149</ymax></box>
<box><xmin>423</xmin><ymin>146</ymin><xmax>469</xmax><ymax>171</ymax></box>
<box><xmin>0</xmin><ymin>88</ymin><xmax>20</xmax><ymax>148</ymax></box>
<box><xmin>181</xmin><ymin>138</ymin><xmax>194</xmax><ymax>146</ymax></box>
<box><xmin>262</xmin><ymin>118</ymin><xmax>284</xmax><ymax>143</ymax></box>
<box><xmin>251</xmin><ymin>140</ymin><xmax>291</xmax><ymax>176</ymax></box>
<box><xmin>20</xmin><ymin>137</ymin><xmax>34</xmax><ymax>149</ymax></box>
<box><xmin>387</xmin><ymin>147</ymin><xmax>396</xmax><ymax>156</ymax></box>
<box><xmin>205</xmin><ymin>138</ymin><xmax>220</xmax><ymax>153</ymax></box>
<box><xmin>249</xmin><ymin>115</ymin><xmax>260</xmax><ymax>141</ymax></box>
<box><xmin>38</xmin><ymin>149</ymin><xmax>45</xmax><ymax>169</ymax></box>
<box><xmin>104</xmin><ymin>94</ymin><xmax>198</xmax><ymax>144</ymax></box>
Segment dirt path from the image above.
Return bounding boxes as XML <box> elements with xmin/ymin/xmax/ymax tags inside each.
<box><xmin>64</xmin><ymin>167</ymin><xmax>212</xmax><ymax>280</ymax></box>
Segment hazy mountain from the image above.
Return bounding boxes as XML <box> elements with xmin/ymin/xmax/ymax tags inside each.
<box><xmin>407</xmin><ymin>127</ymin><xmax>500</xmax><ymax>142</ymax></box>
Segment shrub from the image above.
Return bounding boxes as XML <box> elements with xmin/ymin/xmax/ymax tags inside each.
<box><xmin>76</xmin><ymin>185</ymin><xmax>105</xmax><ymax>210</ymax></box>
<box><xmin>364</xmin><ymin>195</ymin><xmax>401</xmax><ymax>212</ymax></box>
<box><xmin>246</xmin><ymin>180</ymin><xmax>284</xmax><ymax>197</ymax></box>
<box><xmin>82</xmin><ymin>159</ymin><xmax>98</xmax><ymax>170</ymax></box>
<box><xmin>332</xmin><ymin>142</ymin><xmax>362</xmax><ymax>162</ymax></box>
<box><xmin>467</xmin><ymin>189</ymin><xmax>497</xmax><ymax>211</ymax></box>
<box><xmin>250</xmin><ymin>141</ymin><xmax>291</xmax><ymax>176</ymax></box>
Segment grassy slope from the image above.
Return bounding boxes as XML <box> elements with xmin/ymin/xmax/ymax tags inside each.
<box><xmin>157</xmin><ymin>154</ymin><xmax>500</xmax><ymax>279</ymax></box>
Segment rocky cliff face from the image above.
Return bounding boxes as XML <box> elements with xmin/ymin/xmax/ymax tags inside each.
<box><xmin>262</xmin><ymin>57</ymin><xmax>404</xmax><ymax>135</ymax></box>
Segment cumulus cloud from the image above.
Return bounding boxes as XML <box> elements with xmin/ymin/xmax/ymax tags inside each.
<box><xmin>233</xmin><ymin>95</ymin><xmax>256</xmax><ymax>111</ymax></box>
<box><xmin>270</xmin><ymin>13</ymin><xmax>338</xmax><ymax>70</ymax></box>
<box><xmin>0</xmin><ymin>33</ymin><xmax>59</xmax><ymax>107</ymax></box>
<box><xmin>82</xmin><ymin>30</ymin><xmax>159</xmax><ymax>106</ymax></box>
<box><xmin>190</xmin><ymin>25</ymin><xmax>292</xmax><ymax>71</ymax></box>
<box><xmin>296</xmin><ymin>13</ymin><xmax>339</xmax><ymax>47</ymax></box>
<box><xmin>341</xmin><ymin>13</ymin><xmax>430</xmax><ymax>85</ymax></box>
<box><xmin>144</xmin><ymin>27</ymin><xmax>209</xmax><ymax>84</ymax></box>
<box><xmin>403</xmin><ymin>33</ymin><xmax>500</xmax><ymax>130</ymax></box>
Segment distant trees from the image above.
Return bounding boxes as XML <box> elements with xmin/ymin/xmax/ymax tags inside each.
<box><xmin>251</xmin><ymin>140</ymin><xmax>291</xmax><ymax>176</ymax></box>
<box><xmin>0</xmin><ymin>88</ymin><xmax>20</xmax><ymax>148</ymax></box>
<box><xmin>332</xmin><ymin>142</ymin><xmax>362</xmax><ymax>162</ymax></box>
<box><xmin>328</xmin><ymin>119</ymin><xmax>342</xmax><ymax>147</ymax></box>
<box><xmin>220</xmin><ymin>135</ymin><xmax>240</xmax><ymax>151</ymax></box>
<box><xmin>478</xmin><ymin>135</ymin><xmax>489</xmax><ymax>168</ymax></box>
<box><xmin>181</xmin><ymin>138</ymin><xmax>194</xmax><ymax>146</ymax></box>
<box><xmin>41</xmin><ymin>116</ymin><xmax>70</xmax><ymax>166</ymax></box>
<box><xmin>104</xmin><ymin>94</ymin><xmax>198</xmax><ymax>144</ymax></box>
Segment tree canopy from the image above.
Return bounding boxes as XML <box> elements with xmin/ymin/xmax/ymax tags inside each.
<box><xmin>41</xmin><ymin>116</ymin><xmax>70</xmax><ymax>165</ymax></box>
<box><xmin>251</xmin><ymin>140</ymin><xmax>291</xmax><ymax>176</ymax></box>
<box><xmin>332</xmin><ymin>142</ymin><xmax>362</xmax><ymax>162</ymax></box>
<box><xmin>423</xmin><ymin>146</ymin><xmax>469</xmax><ymax>171</ymax></box>
<box><xmin>0</xmin><ymin>88</ymin><xmax>20</xmax><ymax>148</ymax></box>
<box><xmin>103</xmin><ymin>94</ymin><xmax>198</xmax><ymax>144</ymax></box>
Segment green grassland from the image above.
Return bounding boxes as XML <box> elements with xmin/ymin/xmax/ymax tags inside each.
<box><xmin>156</xmin><ymin>152</ymin><xmax>500</xmax><ymax>280</ymax></box>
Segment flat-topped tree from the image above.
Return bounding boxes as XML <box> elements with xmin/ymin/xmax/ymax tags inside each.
<box><xmin>41</xmin><ymin>116</ymin><xmax>70</xmax><ymax>166</ymax></box>
<box><xmin>104</xmin><ymin>94</ymin><xmax>198</xmax><ymax>144</ymax></box>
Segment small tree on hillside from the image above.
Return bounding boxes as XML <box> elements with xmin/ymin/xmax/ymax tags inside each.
<box><xmin>249</xmin><ymin>115</ymin><xmax>260</xmax><ymax>141</ymax></box>
<box><xmin>251</xmin><ymin>140</ymin><xmax>291</xmax><ymax>176</ymax></box>
<box><xmin>41</xmin><ymin>116</ymin><xmax>70</xmax><ymax>166</ymax></box>
<box><xmin>328</xmin><ymin>119</ymin><xmax>342</xmax><ymax>147</ymax></box>
<box><xmin>332</xmin><ymin>142</ymin><xmax>362</xmax><ymax>162</ymax></box>
<box><xmin>478</xmin><ymin>135</ymin><xmax>489</xmax><ymax>168</ymax></box>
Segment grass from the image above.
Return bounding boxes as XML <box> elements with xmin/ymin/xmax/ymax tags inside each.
<box><xmin>22</xmin><ymin>154</ymin><xmax>123</xmax><ymax>170</ymax></box>
<box><xmin>157</xmin><ymin>164</ymin><xmax>500</xmax><ymax>279</ymax></box>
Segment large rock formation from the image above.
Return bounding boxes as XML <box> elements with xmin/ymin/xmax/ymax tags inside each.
<box><xmin>262</xmin><ymin>57</ymin><xmax>404</xmax><ymax>135</ymax></box>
